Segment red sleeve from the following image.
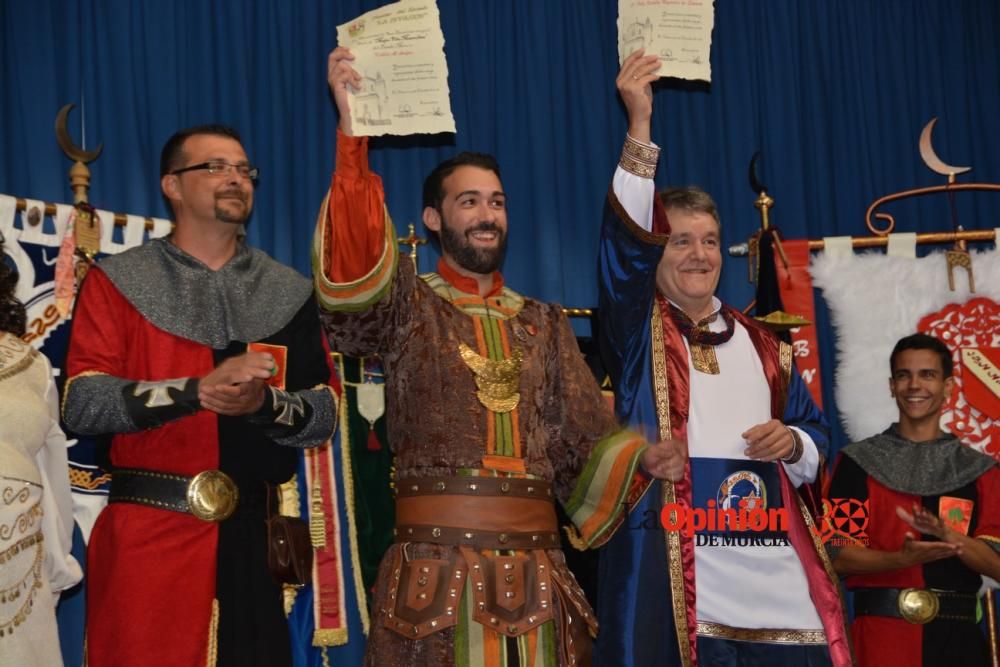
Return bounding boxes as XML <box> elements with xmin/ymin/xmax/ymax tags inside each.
<box><xmin>324</xmin><ymin>129</ymin><xmax>388</xmax><ymax>283</ymax></box>
<box><xmin>973</xmin><ymin>466</ymin><xmax>1000</xmax><ymax>541</ymax></box>
<box><xmin>66</xmin><ymin>267</ymin><xmax>131</xmax><ymax>379</ymax></box>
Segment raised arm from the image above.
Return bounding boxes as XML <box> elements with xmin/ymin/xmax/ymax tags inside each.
<box><xmin>597</xmin><ymin>51</ymin><xmax>668</xmax><ymax>393</ymax></box>
<box><xmin>611</xmin><ymin>49</ymin><xmax>662</xmax><ymax>230</ymax></box>
<box><xmin>313</xmin><ymin>47</ymin><xmax>402</xmax><ymax>356</ymax></box>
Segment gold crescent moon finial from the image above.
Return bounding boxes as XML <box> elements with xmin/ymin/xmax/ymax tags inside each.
<box><xmin>55</xmin><ymin>103</ymin><xmax>103</xmax><ymax>164</ymax></box>
<box><xmin>919</xmin><ymin>117</ymin><xmax>970</xmax><ymax>181</ymax></box>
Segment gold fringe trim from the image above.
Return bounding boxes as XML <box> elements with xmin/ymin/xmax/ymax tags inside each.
<box><xmin>206</xmin><ymin>598</ymin><xmax>219</xmax><ymax>667</ymax></box>
<box><xmin>278</xmin><ymin>473</ymin><xmax>302</xmax><ymax>517</ymax></box>
<box><xmin>562</xmin><ymin>525</ymin><xmax>587</xmax><ymax>551</ymax></box>
<box><xmin>312</xmin><ymin>627</ymin><xmax>349</xmax><ymax>647</ymax></box>
<box><xmin>280</xmin><ymin>473</ymin><xmax>303</xmax><ymax>616</ymax></box>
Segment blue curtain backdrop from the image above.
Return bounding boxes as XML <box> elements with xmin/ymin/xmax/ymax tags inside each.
<box><xmin>2</xmin><ymin>0</ymin><xmax>999</xmax><ymax>467</ymax></box>
<box><xmin>2</xmin><ymin>1</ymin><xmax>999</xmax><ymax>664</ymax></box>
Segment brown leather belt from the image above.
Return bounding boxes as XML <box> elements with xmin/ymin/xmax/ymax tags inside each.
<box><xmin>394</xmin><ymin>476</ymin><xmax>559</xmax><ymax>550</ymax></box>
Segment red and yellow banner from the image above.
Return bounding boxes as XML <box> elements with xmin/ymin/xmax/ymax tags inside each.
<box><xmin>774</xmin><ymin>239</ymin><xmax>824</xmax><ymax>408</ymax></box>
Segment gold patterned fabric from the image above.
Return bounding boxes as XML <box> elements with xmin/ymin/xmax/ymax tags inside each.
<box><xmin>696</xmin><ymin>621</ymin><xmax>827</xmax><ymax>644</ymax></box>
<box><xmin>0</xmin><ymin>332</ymin><xmax>81</xmax><ymax>666</ymax></box>
<box><xmin>619</xmin><ymin>135</ymin><xmax>660</xmax><ymax>178</ymax></box>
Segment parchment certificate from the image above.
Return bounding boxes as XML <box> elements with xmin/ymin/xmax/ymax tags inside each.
<box><xmin>618</xmin><ymin>0</ymin><xmax>715</xmax><ymax>82</ymax></box>
<box><xmin>337</xmin><ymin>0</ymin><xmax>456</xmax><ymax>136</ymax></box>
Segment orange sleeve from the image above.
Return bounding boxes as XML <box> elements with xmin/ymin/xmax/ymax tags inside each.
<box><xmin>314</xmin><ymin>130</ymin><xmax>398</xmax><ymax>312</ymax></box>
<box><xmin>324</xmin><ymin>129</ymin><xmax>388</xmax><ymax>284</ymax></box>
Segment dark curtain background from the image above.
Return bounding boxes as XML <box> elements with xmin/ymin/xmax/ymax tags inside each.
<box><xmin>2</xmin><ymin>0</ymin><xmax>999</xmax><ymax>465</ymax></box>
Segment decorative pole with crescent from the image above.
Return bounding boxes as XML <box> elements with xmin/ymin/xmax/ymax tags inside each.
<box><xmin>54</xmin><ymin>103</ymin><xmax>103</xmax><ymax>291</ymax></box>
<box><xmin>918</xmin><ymin>118</ymin><xmax>976</xmax><ymax>293</ymax></box>
<box><xmin>55</xmin><ymin>103</ymin><xmax>103</xmax><ymax>205</ymax></box>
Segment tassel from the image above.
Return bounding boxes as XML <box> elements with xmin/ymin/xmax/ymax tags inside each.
<box><xmin>563</xmin><ymin>525</ymin><xmax>588</xmax><ymax>551</ymax></box>
<box><xmin>309</xmin><ymin>484</ymin><xmax>327</xmax><ymax>549</ymax></box>
<box><xmin>366</xmin><ymin>426</ymin><xmax>381</xmax><ymax>452</ymax></box>
<box><xmin>53</xmin><ymin>208</ymin><xmax>78</xmax><ymax>318</ymax></box>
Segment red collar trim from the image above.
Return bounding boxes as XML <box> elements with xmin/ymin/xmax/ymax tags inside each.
<box><xmin>436</xmin><ymin>258</ymin><xmax>504</xmax><ymax>297</ymax></box>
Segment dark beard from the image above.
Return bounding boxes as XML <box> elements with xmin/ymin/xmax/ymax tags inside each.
<box><xmin>214</xmin><ymin>191</ymin><xmax>250</xmax><ymax>224</ymax></box>
<box><xmin>439</xmin><ymin>219</ymin><xmax>507</xmax><ymax>274</ymax></box>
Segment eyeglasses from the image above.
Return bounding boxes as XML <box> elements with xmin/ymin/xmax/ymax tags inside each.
<box><xmin>171</xmin><ymin>161</ymin><xmax>260</xmax><ymax>182</ymax></box>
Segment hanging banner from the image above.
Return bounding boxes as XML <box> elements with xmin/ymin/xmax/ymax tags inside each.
<box><xmin>811</xmin><ymin>247</ymin><xmax>1000</xmax><ymax>458</ymax></box>
<box><xmin>775</xmin><ymin>239</ymin><xmax>824</xmax><ymax>408</ymax></box>
<box><xmin>918</xmin><ymin>297</ymin><xmax>999</xmax><ymax>457</ymax></box>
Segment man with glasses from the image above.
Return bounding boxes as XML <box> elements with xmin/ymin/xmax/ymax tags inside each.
<box><xmin>63</xmin><ymin>125</ymin><xmax>339</xmax><ymax>666</ymax></box>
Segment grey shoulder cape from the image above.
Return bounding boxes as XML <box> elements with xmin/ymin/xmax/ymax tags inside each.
<box><xmin>96</xmin><ymin>237</ymin><xmax>312</xmax><ymax>348</ymax></box>
<box><xmin>841</xmin><ymin>424</ymin><xmax>996</xmax><ymax>496</ymax></box>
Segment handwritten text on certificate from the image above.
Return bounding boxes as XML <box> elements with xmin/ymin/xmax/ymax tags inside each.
<box><xmin>337</xmin><ymin>0</ymin><xmax>456</xmax><ymax>136</ymax></box>
<box><xmin>618</xmin><ymin>0</ymin><xmax>715</xmax><ymax>82</ymax></box>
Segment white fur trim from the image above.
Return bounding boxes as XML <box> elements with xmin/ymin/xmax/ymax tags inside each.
<box><xmin>811</xmin><ymin>248</ymin><xmax>1000</xmax><ymax>442</ymax></box>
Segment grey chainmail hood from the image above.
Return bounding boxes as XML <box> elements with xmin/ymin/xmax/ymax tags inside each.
<box><xmin>96</xmin><ymin>236</ymin><xmax>312</xmax><ymax>348</ymax></box>
<box><xmin>841</xmin><ymin>424</ymin><xmax>996</xmax><ymax>496</ymax></box>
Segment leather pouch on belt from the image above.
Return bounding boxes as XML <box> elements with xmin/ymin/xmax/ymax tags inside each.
<box><xmin>384</xmin><ymin>548</ymin><xmax>466</xmax><ymax>639</ymax></box>
<box><xmin>550</xmin><ymin>559</ymin><xmax>598</xmax><ymax>663</ymax></box>
<box><xmin>462</xmin><ymin>546</ymin><xmax>554</xmax><ymax>638</ymax></box>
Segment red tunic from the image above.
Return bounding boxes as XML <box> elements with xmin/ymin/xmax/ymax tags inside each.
<box><xmin>69</xmin><ymin>268</ymin><xmax>220</xmax><ymax>665</ymax></box>
<box><xmin>832</xmin><ymin>450</ymin><xmax>1000</xmax><ymax>666</ymax></box>
<box><xmin>67</xmin><ymin>260</ymin><xmax>330</xmax><ymax>666</ymax></box>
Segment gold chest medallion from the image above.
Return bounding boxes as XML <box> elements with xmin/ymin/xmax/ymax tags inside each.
<box><xmin>459</xmin><ymin>342</ymin><xmax>523</xmax><ymax>413</ymax></box>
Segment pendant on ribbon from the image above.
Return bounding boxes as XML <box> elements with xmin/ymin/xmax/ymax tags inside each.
<box><xmin>357</xmin><ymin>380</ymin><xmax>386</xmax><ymax>451</ymax></box>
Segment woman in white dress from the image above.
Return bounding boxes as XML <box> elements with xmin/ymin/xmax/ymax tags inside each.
<box><xmin>0</xmin><ymin>235</ymin><xmax>81</xmax><ymax>665</ymax></box>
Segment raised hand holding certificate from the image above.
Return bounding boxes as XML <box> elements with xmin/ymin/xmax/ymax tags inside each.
<box><xmin>337</xmin><ymin>0</ymin><xmax>456</xmax><ymax>136</ymax></box>
<box><xmin>618</xmin><ymin>0</ymin><xmax>715</xmax><ymax>82</ymax></box>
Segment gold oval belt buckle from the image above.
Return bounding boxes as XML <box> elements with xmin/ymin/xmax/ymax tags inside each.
<box><xmin>186</xmin><ymin>470</ymin><xmax>239</xmax><ymax>522</ymax></box>
<box><xmin>898</xmin><ymin>588</ymin><xmax>939</xmax><ymax>624</ymax></box>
